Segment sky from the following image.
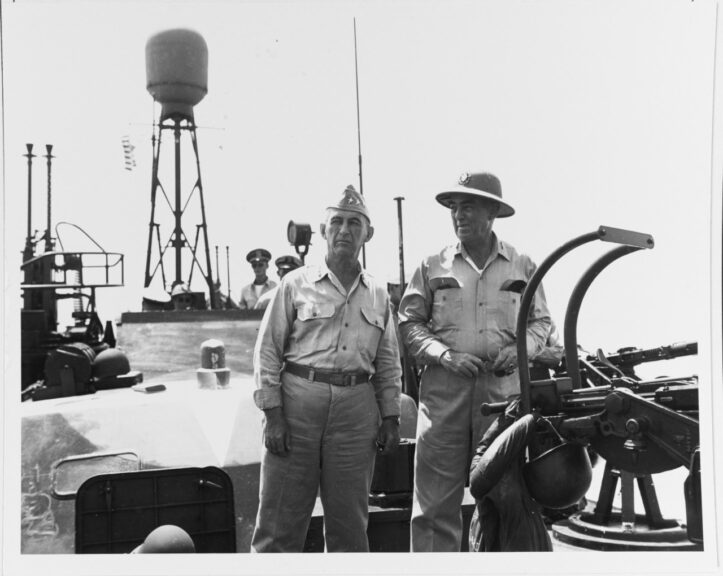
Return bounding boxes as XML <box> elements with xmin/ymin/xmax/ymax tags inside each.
<box><xmin>2</xmin><ymin>0</ymin><xmax>717</xmax><ymax>357</ymax></box>
<box><xmin>2</xmin><ymin>0</ymin><xmax>723</xmax><ymax>574</ymax></box>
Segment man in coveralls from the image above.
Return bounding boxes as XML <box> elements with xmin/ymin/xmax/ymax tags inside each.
<box><xmin>398</xmin><ymin>171</ymin><xmax>551</xmax><ymax>551</ymax></box>
<box><xmin>239</xmin><ymin>248</ymin><xmax>277</xmax><ymax>309</ymax></box>
<box><xmin>251</xmin><ymin>185</ymin><xmax>402</xmax><ymax>552</ymax></box>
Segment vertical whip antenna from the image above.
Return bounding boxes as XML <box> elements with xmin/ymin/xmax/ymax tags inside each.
<box><xmin>394</xmin><ymin>197</ymin><xmax>406</xmax><ymax>288</ymax></box>
<box><xmin>44</xmin><ymin>145</ymin><xmax>54</xmax><ymax>252</ymax></box>
<box><xmin>215</xmin><ymin>245</ymin><xmax>220</xmax><ymax>286</ymax></box>
<box><xmin>23</xmin><ymin>144</ymin><xmax>35</xmax><ymax>261</ymax></box>
<box><xmin>353</xmin><ymin>17</ymin><xmax>367</xmax><ymax>267</ymax></box>
<box><xmin>226</xmin><ymin>245</ymin><xmax>231</xmax><ymax>304</ymax></box>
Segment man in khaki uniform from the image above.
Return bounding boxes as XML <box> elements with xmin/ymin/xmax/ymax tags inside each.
<box><xmin>399</xmin><ymin>171</ymin><xmax>551</xmax><ymax>551</ymax></box>
<box><xmin>239</xmin><ymin>248</ymin><xmax>276</xmax><ymax>309</ymax></box>
<box><xmin>251</xmin><ymin>185</ymin><xmax>402</xmax><ymax>552</ymax></box>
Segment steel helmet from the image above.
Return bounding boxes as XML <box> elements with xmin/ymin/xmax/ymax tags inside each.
<box><xmin>132</xmin><ymin>525</ymin><xmax>196</xmax><ymax>553</ymax></box>
<box><xmin>92</xmin><ymin>348</ymin><xmax>131</xmax><ymax>381</ymax></box>
<box><xmin>522</xmin><ymin>441</ymin><xmax>593</xmax><ymax>509</ymax></box>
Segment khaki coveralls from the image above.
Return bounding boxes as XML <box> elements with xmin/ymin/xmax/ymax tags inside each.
<box><xmin>399</xmin><ymin>236</ymin><xmax>550</xmax><ymax>551</ymax></box>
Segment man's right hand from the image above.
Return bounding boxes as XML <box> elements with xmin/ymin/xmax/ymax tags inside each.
<box><xmin>440</xmin><ymin>350</ymin><xmax>488</xmax><ymax>378</ymax></box>
<box><xmin>263</xmin><ymin>406</ymin><xmax>291</xmax><ymax>455</ymax></box>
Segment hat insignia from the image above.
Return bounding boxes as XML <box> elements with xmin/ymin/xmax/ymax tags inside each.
<box><xmin>459</xmin><ymin>172</ymin><xmax>471</xmax><ymax>186</ymax></box>
<box><xmin>343</xmin><ymin>185</ymin><xmax>360</xmax><ymax>205</ymax></box>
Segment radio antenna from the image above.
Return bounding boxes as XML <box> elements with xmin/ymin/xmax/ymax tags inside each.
<box><xmin>23</xmin><ymin>144</ymin><xmax>36</xmax><ymax>261</ymax></box>
<box><xmin>44</xmin><ymin>145</ymin><xmax>55</xmax><ymax>252</ymax></box>
<box><xmin>353</xmin><ymin>17</ymin><xmax>367</xmax><ymax>268</ymax></box>
<box><xmin>226</xmin><ymin>245</ymin><xmax>231</xmax><ymax>306</ymax></box>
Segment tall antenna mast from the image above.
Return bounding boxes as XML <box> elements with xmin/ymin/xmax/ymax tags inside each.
<box><xmin>44</xmin><ymin>145</ymin><xmax>54</xmax><ymax>252</ymax></box>
<box><xmin>226</xmin><ymin>245</ymin><xmax>231</xmax><ymax>305</ymax></box>
<box><xmin>23</xmin><ymin>144</ymin><xmax>35</xmax><ymax>261</ymax></box>
<box><xmin>353</xmin><ymin>18</ymin><xmax>367</xmax><ymax>268</ymax></box>
<box><xmin>215</xmin><ymin>245</ymin><xmax>220</xmax><ymax>287</ymax></box>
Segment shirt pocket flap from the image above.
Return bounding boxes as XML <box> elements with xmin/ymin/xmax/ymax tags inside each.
<box><xmin>360</xmin><ymin>305</ymin><xmax>385</xmax><ymax>330</ymax></box>
<box><xmin>499</xmin><ymin>278</ymin><xmax>527</xmax><ymax>295</ymax></box>
<box><xmin>429</xmin><ymin>276</ymin><xmax>462</xmax><ymax>291</ymax></box>
<box><xmin>297</xmin><ymin>302</ymin><xmax>335</xmax><ymax>321</ymax></box>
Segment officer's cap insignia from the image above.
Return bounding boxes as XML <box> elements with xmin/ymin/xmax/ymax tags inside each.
<box><xmin>328</xmin><ymin>184</ymin><xmax>371</xmax><ymax>220</ymax></box>
<box><xmin>246</xmin><ymin>248</ymin><xmax>272</xmax><ymax>263</ymax></box>
<box><xmin>343</xmin><ymin>185</ymin><xmax>361</xmax><ymax>206</ymax></box>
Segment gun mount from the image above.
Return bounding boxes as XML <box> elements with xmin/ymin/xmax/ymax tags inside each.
<box><xmin>482</xmin><ymin>226</ymin><xmax>702</xmax><ymax>550</ymax></box>
<box><xmin>20</xmin><ymin>146</ymin><xmax>142</xmax><ymax>401</ymax></box>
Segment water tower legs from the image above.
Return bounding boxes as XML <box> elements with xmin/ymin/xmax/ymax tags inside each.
<box><xmin>143</xmin><ymin>114</ymin><xmax>216</xmax><ymax>309</ymax></box>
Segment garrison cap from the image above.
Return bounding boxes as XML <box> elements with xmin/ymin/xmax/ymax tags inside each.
<box><xmin>436</xmin><ymin>171</ymin><xmax>515</xmax><ymax>218</ymax></box>
<box><xmin>246</xmin><ymin>248</ymin><xmax>271</xmax><ymax>263</ymax></box>
<box><xmin>275</xmin><ymin>255</ymin><xmax>302</xmax><ymax>270</ymax></box>
<box><xmin>327</xmin><ymin>185</ymin><xmax>370</xmax><ymax>221</ymax></box>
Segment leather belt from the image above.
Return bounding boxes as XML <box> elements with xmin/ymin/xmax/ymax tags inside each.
<box><xmin>284</xmin><ymin>361</ymin><xmax>370</xmax><ymax>387</ymax></box>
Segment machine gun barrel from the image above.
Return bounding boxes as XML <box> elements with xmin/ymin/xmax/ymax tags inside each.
<box><xmin>595</xmin><ymin>341</ymin><xmax>697</xmax><ymax>369</ymax></box>
<box><xmin>480</xmin><ymin>375</ymin><xmax>698</xmax><ymax>417</ymax></box>
<box><xmin>517</xmin><ymin>226</ymin><xmax>654</xmax><ymax>413</ymax></box>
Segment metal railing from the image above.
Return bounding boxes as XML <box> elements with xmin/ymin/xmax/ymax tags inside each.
<box><xmin>21</xmin><ymin>251</ymin><xmax>125</xmax><ymax>290</ymax></box>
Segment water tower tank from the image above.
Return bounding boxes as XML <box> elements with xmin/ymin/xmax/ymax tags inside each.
<box><xmin>146</xmin><ymin>29</ymin><xmax>208</xmax><ymax>120</ymax></box>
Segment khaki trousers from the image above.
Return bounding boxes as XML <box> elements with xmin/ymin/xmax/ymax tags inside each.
<box><xmin>251</xmin><ymin>372</ymin><xmax>379</xmax><ymax>552</ymax></box>
<box><xmin>411</xmin><ymin>365</ymin><xmax>518</xmax><ymax>551</ymax></box>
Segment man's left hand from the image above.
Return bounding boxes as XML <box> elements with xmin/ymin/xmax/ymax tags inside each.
<box><xmin>490</xmin><ymin>344</ymin><xmax>518</xmax><ymax>375</ymax></box>
<box><xmin>376</xmin><ymin>417</ymin><xmax>400</xmax><ymax>456</ymax></box>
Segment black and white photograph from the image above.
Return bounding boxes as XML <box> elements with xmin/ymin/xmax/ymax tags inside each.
<box><xmin>2</xmin><ymin>0</ymin><xmax>722</xmax><ymax>574</ymax></box>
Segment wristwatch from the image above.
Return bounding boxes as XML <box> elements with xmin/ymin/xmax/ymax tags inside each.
<box><xmin>383</xmin><ymin>415</ymin><xmax>400</xmax><ymax>426</ymax></box>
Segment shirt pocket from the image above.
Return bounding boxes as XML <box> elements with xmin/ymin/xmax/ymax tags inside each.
<box><xmin>431</xmin><ymin>286</ymin><xmax>464</xmax><ymax>329</ymax></box>
<box><xmin>491</xmin><ymin>291</ymin><xmax>520</xmax><ymax>336</ymax></box>
<box><xmin>358</xmin><ymin>305</ymin><xmax>385</xmax><ymax>362</ymax></box>
<box><xmin>296</xmin><ymin>301</ymin><xmax>336</xmax><ymax>349</ymax></box>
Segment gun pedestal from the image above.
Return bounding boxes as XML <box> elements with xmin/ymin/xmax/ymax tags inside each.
<box><xmin>508</xmin><ymin>226</ymin><xmax>702</xmax><ymax>550</ymax></box>
<box><xmin>552</xmin><ymin>461</ymin><xmax>700</xmax><ymax>551</ymax></box>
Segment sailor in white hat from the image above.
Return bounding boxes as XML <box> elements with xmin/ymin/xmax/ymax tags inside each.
<box><xmin>398</xmin><ymin>171</ymin><xmax>552</xmax><ymax>552</ymax></box>
<box><xmin>251</xmin><ymin>185</ymin><xmax>402</xmax><ymax>552</ymax></box>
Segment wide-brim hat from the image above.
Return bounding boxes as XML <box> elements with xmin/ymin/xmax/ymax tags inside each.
<box><xmin>246</xmin><ymin>248</ymin><xmax>271</xmax><ymax>263</ymax></box>
<box><xmin>275</xmin><ymin>255</ymin><xmax>302</xmax><ymax>270</ymax></box>
<box><xmin>436</xmin><ymin>172</ymin><xmax>515</xmax><ymax>218</ymax></box>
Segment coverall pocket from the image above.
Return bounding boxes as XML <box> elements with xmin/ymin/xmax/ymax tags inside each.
<box><xmin>431</xmin><ymin>287</ymin><xmax>464</xmax><ymax>328</ymax></box>
<box><xmin>493</xmin><ymin>292</ymin><xmax>520</xmax><ymax>333</ymax></box>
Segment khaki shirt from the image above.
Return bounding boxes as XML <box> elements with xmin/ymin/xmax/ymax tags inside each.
<box><xmin>239</xmin><ymin>279</ymin><xmax>276</xmax><ymax>310</ymax></box>
<box><xmin>253</xmin><ymin>262</ymin><xmax>402</xmax><ymax>418</ymax></box>
<box><xmin>398</xmin><ymin>235</ymin><xmax>551</xmax><ymax>365</ymax></box>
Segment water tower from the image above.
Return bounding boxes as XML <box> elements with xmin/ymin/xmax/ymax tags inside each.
<box><xmin>143</xmin><ymin>28</ymin><xmax>217</xmax><ymax>309</ymax></box>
